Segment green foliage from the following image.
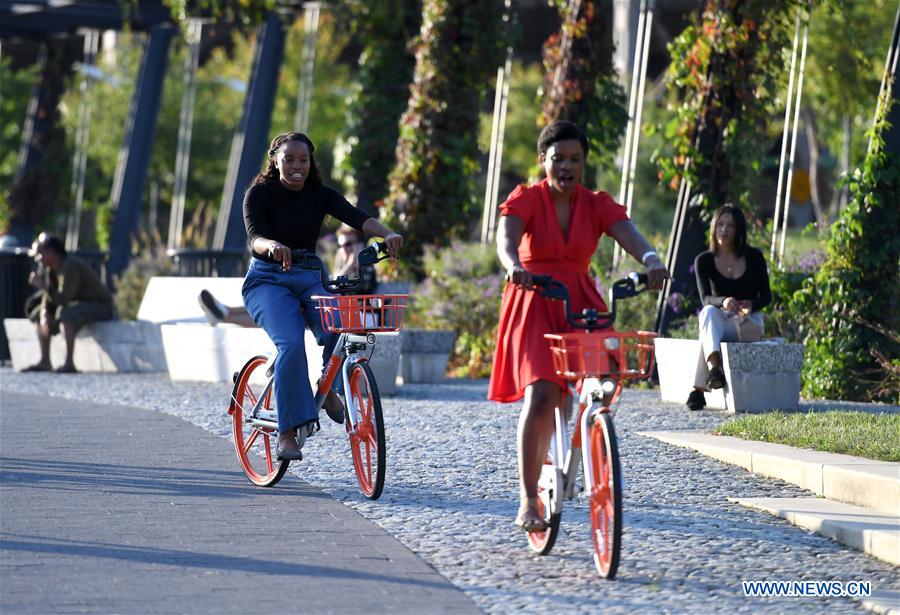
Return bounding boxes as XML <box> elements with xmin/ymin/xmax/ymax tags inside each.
<box><xmin>716</xmin><ymin>411</ymin><xmax>900</xmax><ymax>462</ymax></box>
<box><xmin>487</xmin><ymin>61</ymin><xmax>544</xmax><ymax>184</ymax></box>
<box><xmin>385</xmin><ymin>0</ymin><xmax>506</xmax><ymax>262</ymax></box>
<box><xmin>791</xmin><ymin>80</ymin><xmax>900</xmax><ymax>403</ymax></box>
<box><xmin>539</xmin><ymin>0</ymin><xmax>627</xmax><ymax>175</ymax></box>
<box><xmin>408</xmin><ymin>241</ymin><xmax>503</xmax><ymax>377</ymax></box>
<box><xmin>805</xmin><ymin>0</ymin><xmax>894</xmax><ymax>173</ymax></box>
<box><xmin>161</xmin><ymin>0</ymin><xmax>275</xmax><ymax>25</ymax></box>
<box><xmin>338</xmin><ymin>0</ymin><xmax>420</xmax><ymax>211</ymax></box>
<box><xmin>655</xmin><ymin>0</ymin><xmax>795</xmax><ymax>213</ymax></box>
<box><xmin>113</xmin><ymin>230</ymin><xmax>174</xmax><ymax>319</ymax></box>
<box><xmin>0</xmin><ymin>57</ymin><xmax>38</xmax><ymax>231</ymax></box>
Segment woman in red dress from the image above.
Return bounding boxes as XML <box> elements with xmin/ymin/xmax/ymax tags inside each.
<box><xmin>489</xmin><ymin>121</ymin><xmax>668</xmax><ymax>531</ymax></box>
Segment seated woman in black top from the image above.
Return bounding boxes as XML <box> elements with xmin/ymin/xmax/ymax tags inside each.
<box><xmin>687</xmin><ymin>205</ymin><xmax>772</xmax><ymax>410</ymax></box>
<box><xmin>241</xmin><ymin>131</ymin><xmax>403</xmax><ymax>460</ymax></box>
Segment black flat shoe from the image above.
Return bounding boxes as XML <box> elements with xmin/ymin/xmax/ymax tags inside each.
<box><xmin>276</xmin><ymin>433</ymin><xmax>303</xmax><ymax>461</ymax></box>
<box><xmin>706</xmin><ymin>366</ymin><xmax>726</xmax><ymax>390</ymax></box>
<box><xmin>686</xmin><ymin>389</ymin><xmax>706</xmax><ymax>411</ymax></box>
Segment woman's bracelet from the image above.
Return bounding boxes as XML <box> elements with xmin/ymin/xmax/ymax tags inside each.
<box><xmin>641</xmin><ymin>250</ymin><xmax>658</xmax><ymax>265</ymax></box>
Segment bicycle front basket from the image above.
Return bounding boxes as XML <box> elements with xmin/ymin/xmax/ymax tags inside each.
<box><xmin>544</xmin><ymin>330</ymin><xmax>657</xmax><ymax>380</ymax></box>
<box><xmin>314</xmin><ymin>294</ymin><xmax>408</xmax><ymax>334</ymax></box>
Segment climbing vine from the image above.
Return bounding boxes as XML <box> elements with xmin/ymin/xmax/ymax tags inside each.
<box><xmin>384</xmin><ymin>0</ymin><xmax>505</xmax><ymax>262</ymax></box>
<box><xmin>655</xmin><ymin>0</ymin><xmax>796</xmax><ymax>214</ymax></box>
<box><xmin>539</xmin><ymin>0</ymin><xmax>626</xmax><ymax>172</ymax></box>
<box><xmin>791</xmin><ymin>78</ymin><xmax>900</xmax><ymax>403</ymax></box>
<box><xmin>341</xmin><ymin>0</ymin><xmax>420</xmax><ymax>215</ymax></box>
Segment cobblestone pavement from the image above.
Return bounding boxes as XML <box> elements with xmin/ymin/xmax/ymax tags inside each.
<box><xmin>3</xmin><ymin>368</ymin><xmax>898</xmax><ymax>613</ymax></box>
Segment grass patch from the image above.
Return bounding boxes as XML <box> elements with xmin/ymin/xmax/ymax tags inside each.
<box><xmin>714</xmin><ymin>411</ymin><xmax>900</xmax><ymax>462</ymax></box>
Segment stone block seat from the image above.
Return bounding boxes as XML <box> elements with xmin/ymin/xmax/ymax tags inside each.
<box><xmin>156</xmin><ymin>277</ymin><xmax>403</xmax><ymax>394</ymax></box>
<box><xmin>654</xmin><ymin>337</ymin><xmax>804</xmax><ymax>413</ymax></box>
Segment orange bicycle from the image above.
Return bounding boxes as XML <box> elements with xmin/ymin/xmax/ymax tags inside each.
<box><xmin>227</xmin><ymin>243</ymin><xmax>406</xmax><ymax>499</ymax></box>
<box><xmin>524</xmin><ymin>273</ymin><xmax>656</xmax><ymax>579</ymax></box>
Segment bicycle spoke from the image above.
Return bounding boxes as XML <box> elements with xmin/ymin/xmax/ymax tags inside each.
<box><xmin>242</xmin><ymin>429</ymin><xmax>259</xmax><ymax>454</ymax></box>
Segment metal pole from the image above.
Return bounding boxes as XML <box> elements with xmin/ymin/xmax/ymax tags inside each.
<box><xmin>481</xmin><ymin>0</ymin><xmax>515</xmax><ymax>246</ymax></box>
<box><xmin>624</xmin><ymin>5</ymin><xmax>653</xmax><ymax>218</ymax></box>
<box><xmin>66</xmin><ymin>29</ymin><xmax>99</xmax><ymax>251</ymax></box>
<box><xmin>487</xmin><ymin>52</ymin><xmax>513</xmax><ymax>244</ymax></box>
<box><xmin>168</xmin><ymin>19</ymin><xmax>202</xmax><ymax>251</ymax></box>
<box><xmin>294</xmin><ymin>2</ymin><xmax>321</xmax><ymax>133</ymax></box>
<box><xmin>778</xmin><ymin>7</ymin><xmax>810</xmax><ymax>266</ymax></box>
<box><xmin>107</xmin><ymin>24</ymin><xmax>174</xmax><ymax>282</ymax></box>
<box><xmin>481</xmin><ymin>64</ymin><xmax>506</xmax><ymax>246</ymax></box>
<box><xmin>214</xmin><ymin>11</ymin><xmax>286</xmax><ymax>251</ymax></box>
<box><xmin>771</xmin><ymin>8</ymin><xmax>801</xmax><ymax>264</ymax></box>
<box><xmin>613</xmin><ymin>0</ymin><xmax>649</xmax><ymax>270</ymax></box>
<box><xmin>617</xmin><ymin>2</ymin><xmax>645</xmax><ymax>206</ymax></box>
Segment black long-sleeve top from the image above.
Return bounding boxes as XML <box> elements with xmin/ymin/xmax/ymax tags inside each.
<box><xmin>243</xmin><ymin>180</ymin><xmax>370</xmax><ymax>263</ymax></box>
<box><xmin>694</xmin><ymin>247</ymin><xmax>772</xmax><ymax>313</ymax></box>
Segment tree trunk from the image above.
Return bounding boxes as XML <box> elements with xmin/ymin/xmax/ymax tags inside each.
<box><xmin>802</xmin><ymin>107</ymin><xmax>828</xmax><ymax>231</ymax></box>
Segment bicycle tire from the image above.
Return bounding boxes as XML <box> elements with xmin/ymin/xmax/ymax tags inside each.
<box><xmin>587</xmin><ymin>410</ymin><xmax>622</xmax><ymax>579</ymax></box>
<box><xmin>526</xmin><ymin>460</ymin><xmax>562</xmax><ymax>555</ymax></box>
<box><xmin>231</xmin><ymin>355</ymin><xmax>289</xmax><ymax>487</ymax></box>
<box><xmin>346</xmin><ymin>361</ymin><xmax>386</xmax><ymax>499</ymax></box>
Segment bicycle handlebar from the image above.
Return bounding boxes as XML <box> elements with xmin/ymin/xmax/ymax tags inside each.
<box><xmin>290</xmin><ymin>241</ymin><xmax>392</xmax><ymax>294</ymax></box>
<box><xmin>529</xmin><ymin>272</ymin><xmax>649</xmax><ymax>330</ymax></box>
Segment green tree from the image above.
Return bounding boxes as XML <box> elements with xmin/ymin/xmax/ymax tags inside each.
<box><xmin>792</xmin><ymin>78</ymin><xmax>899</xmax><ymax>403</ymax></box>
<box><xmin>656</xmin><ymin>0</ymin><xmax>795</xmax><ymax>214</ymax></box>
<box><xmin>0</xmin><ymin>57</ymin><xmax>39</xmax><ymax>233</ymax></box>
<box><xmin>339</xmin><ymin>0</ymin><xmax>420</xmax><ymax>215</ymax></box>
<box><xmin>384</xmin><ymin>0</ymin><xmax>506</xmax><ymax>263</ymax></box>
<box><xmin>538</xmin><ymin>0</ymin><xmax>627</xmax><ymax>173</ymax></box>
<box><xmin>802</xmin><ymin>0</ymin><xmax>893</xmax><ymax>225</ymax></box>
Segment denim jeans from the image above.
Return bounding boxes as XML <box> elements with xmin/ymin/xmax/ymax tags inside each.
<box><xmin>242</xmin><ymin>259</ymin><xmax>336</xmax><ymax>433</ymax></box>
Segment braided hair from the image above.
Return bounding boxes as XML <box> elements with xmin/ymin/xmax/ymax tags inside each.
<box><xmin>250</xmin><ymin>131</ymin><xmax>324</xmax><ymax>188</ymax></box>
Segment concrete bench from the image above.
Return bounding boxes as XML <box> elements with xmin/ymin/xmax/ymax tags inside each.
<box><xmin>654</xmin><ymin>338</ymin><xmax>804</xmax><ymax>413</ymax></box>
<box><xmin>3</xmin><ymin>276</ymin><xmax>238</xmax><ymax>373</ymax></box>
<box><xmin>154</xmin><ymin>277</ymin><xmax>402</xmax><ymax>393</ymax></box>
<box><xmin>4</xmin><ymin>318</ymin><xmax>167</xmax><ymax>373</ymax></box>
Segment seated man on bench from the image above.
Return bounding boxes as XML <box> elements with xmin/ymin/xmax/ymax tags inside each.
<box><xmin>22</xmin><ymin>232</ymin><xmax>115</xmax><ymax>373</ymax></box>
<box><xmin>687</xmin><ymin>205</ymin><xmax>772</xmax><ymax>411</ymax></box>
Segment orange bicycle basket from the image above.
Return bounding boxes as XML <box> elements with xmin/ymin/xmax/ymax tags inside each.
<box><xmin>314</xmin><ymin>294</ymin><xmax>408</xmax><ymax>334</ymax></box>
<box><xmin>544</xmin><ymin>330</ymin><xmax>657</xmax><ymax>380</ymax></box>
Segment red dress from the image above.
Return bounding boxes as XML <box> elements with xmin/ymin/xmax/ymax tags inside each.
<box><xmin>488</xmin><ymin>179</ymin><xmax>630</xmax><ymax>403</ymax></box>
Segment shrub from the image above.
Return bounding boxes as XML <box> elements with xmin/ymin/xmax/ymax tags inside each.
<box><xmin>408</xmin><ymin>241</ymin><xmax>503</xmax><ymax>377</ymax></box>
<box><xmin>113</xmin><ymin>232</ymin><xmax>173</xmax><ymax>320</ymax></box>
<box><xmin>791</xmin><ymin>81</ymin><xmax>899</xmax><ymax>403</ymax></box>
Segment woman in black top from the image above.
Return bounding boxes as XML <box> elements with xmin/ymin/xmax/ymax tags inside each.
<box><xmin>241</xmin><ymin>132</ymin><xmax>403</xmax><ymax>459</ymax></box>
<box><xmin>687</xmin><ymin>205</ymin><xmax>771</xmax><ymax>410</ymax></box>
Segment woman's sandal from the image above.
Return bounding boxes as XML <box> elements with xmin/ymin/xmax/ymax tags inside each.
<box><xmin>514</xmin><ymin>500</ymin><xmax>548</xmax><ymax>532</ymax></box>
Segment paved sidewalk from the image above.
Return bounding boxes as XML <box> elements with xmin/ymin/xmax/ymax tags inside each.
<box><xmin>4</xmin><ymin>370</ymin><xmax>899</xmax><ymax>614</ymax></box>
<box><xmin>0</xmin><ymin>392</ymin><xmax>477</xmax><ymax>614</ymax></box>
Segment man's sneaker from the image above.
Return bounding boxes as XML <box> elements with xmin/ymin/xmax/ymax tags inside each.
<box><xmin>198</xmin><ymin>289</ymin><xmax>228</xmax><ymax>325</ymax></box>
<box><xmin>686</xmin><ymin>389</ymin><xmax>706</xmax><ymax>411</ymax></box>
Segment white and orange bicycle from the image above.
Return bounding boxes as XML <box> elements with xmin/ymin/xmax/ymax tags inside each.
<box><xmin>227</xmin><ymin>243</ymin><xmax>406</xmax><ymax>499</ymax></box>
<box><xmin>525</xmin><ymin>273</ymin><xmax>656</xmax><ymax>579</ymax></box>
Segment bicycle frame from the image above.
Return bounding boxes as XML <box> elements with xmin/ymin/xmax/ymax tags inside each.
<box><xmin>237</xmin><ymin>331</ymin><xmax>379</xmax><ymax>436</ymax></box>
<box><xmin>546</xmin><ymin>376</ymin><xmax>619</xmax><ymax>511</ymax></box>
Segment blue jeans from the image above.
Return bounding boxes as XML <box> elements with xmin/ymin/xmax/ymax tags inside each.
<box><xmin>242</xmin><ymin>259</ymin><xmax>336</xmax><ymax>433</ymax></box>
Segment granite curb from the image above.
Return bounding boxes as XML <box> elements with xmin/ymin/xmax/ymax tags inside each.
<box><xmin>639</xmin><ymin>430</ymin><xmax>900</xmax><ymax>570</ymax></box>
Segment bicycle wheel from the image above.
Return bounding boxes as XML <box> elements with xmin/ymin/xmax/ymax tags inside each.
<box><xmin>231</xmin><ymin>355</ymin><xmax>289</xmax><ymax>487</ymax></box>
<box><xmin>527</xmin><ymin>460</ymin><xmax>562</xmax><ymax>554</ymax></box>
<box><xmin>346</xmin><ymin>361</ymin><xmax>385</xmax><ymax>499</ymax></box>
<box><xmin>587</xmin><ymin>410</ymin><xmax>622</xmax><ymax>579</ymax></box>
